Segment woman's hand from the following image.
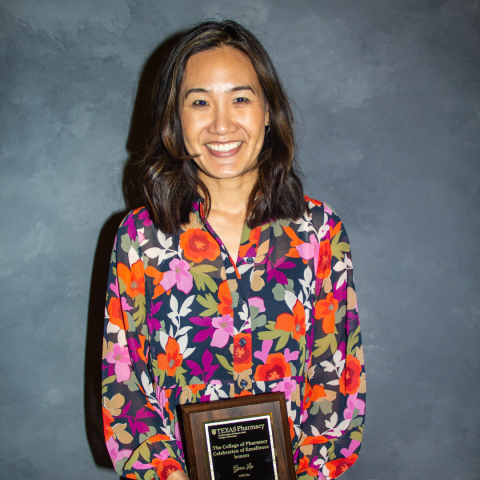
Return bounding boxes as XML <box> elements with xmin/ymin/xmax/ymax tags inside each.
<box><xmin>167</xmin><ymin>470</ymin><xmax>190</xmax><ymax>480</ymax></box>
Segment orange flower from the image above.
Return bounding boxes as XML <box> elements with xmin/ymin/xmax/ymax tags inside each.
<box><xmin>154</xmin><ymin>458</ymin><xmax>183</xmax><ymax>480</ymax></box>
<box><xmin>325</xmin><ymin>454</ymin><xmax>358</xmax><ymax>478</ymax></box>
<box><xmin>303</xmin><ymin>381</ymin><xmax>326</xmax><ymax>410</ymax></box>
<box><xmin>188</xmin><ymin>384</ymin><xmax>206</xmax><ymax>395</ymax></box>
<box><xmin>148</xmin><ymin>434</ymin><xmax>171</xmax><ymax>443</ymax></box>
<box><xmin>304</xmin><ymin>195</ymin><xmax>323</xmax><ymax>206</ymax></box>
<box><xmin>164</xmin><ymin>389</ymin><xmax>174</xmax><ymax>421</ymax></box>
<box><xmin>283</xmin><ymin>226</ymin><xmax>304</xmax><ymax>258</ymax></box>
<box><xmin>180</xmin><ymin>228</ymin><xmax>220</xmax><ymax>262</ymax></box>
<box><xmin>102</xmin><ymin>407</ymin><xmax>114</xmax><ymax>441</ymax></box>
<box><xmin>107</xmin><ymin>297</ymin><xmax>128</xmax><ymax>330</ymax></box>
<box><xmin>145</xmin><ymin>266</ymin><xmax>165</xmax><ymax>299</ymax></box>
<box><xmin>330</xmin><ymin>221</ymin><xmax>342</xmax><ymax>240</ymax></box>
<box><xmin>288</xmin><ymin>417</ymin><xmax>295</xmax><ymax>440</ymax></box>
<box><xmin>233</xmin><ymin>334</ymin><xmax>252</xmax><ymax>373</ymax></box>
<box><xmin>157</xmin><ymin>337</ymin><xmax>183</xmax><ymax>377</ymax></box>
<box><xmin>314</xmin><ymin>292</ymin><xmax>338</xmax><ymax>334</ymax></box>
<box><xmin>296</xmin><ymin>456</ymin><xmax>319</xmax><ymax>476</ymax></box>
<box><xmin>254</xmin><ymin>353</ymin><xmax>291</xmax><ymax>382</ymax></box>
<box><xmin>238</xmin><ymin>226</ymin><xmax>261</xmax><ymax>259</ymax></box>
<box><xmin>301</xmin><ymin>435</ymin><xmax>328</xmax><ymax>445</ymax></box>
<box><xmin>125</xmin><ymin>475</ymin><xmax>136</xmax><ymax>479</ymax></box>
<box><xmin>235</xmin><ymin>390</ymin><xmax>253</xmax><ymax>397</ymax></box>
<box><xmin>339</xmin><ymin>355</ymin><xmax>362</xmax><ymax>395</ymax></box>
<box><xmin>118</xmin><ymin>260</ymin><xmax>145</xmax><ymax>298</ymax></box>
<box><xmin>275</xmin><ymin>300</ymin><xmax>306</xmax><ymax>341</ymax></box>
<box><xmin>218</xmin><ymin>281</ymin><xmax>233</xmax><ymax>316</ymax></box>
<box><xmin>317</xmin><ymin>239</ymin><xmax>332</xmax><ymax>280</ymax></box>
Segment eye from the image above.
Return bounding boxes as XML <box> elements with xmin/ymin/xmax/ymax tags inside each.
<box><xmin>192</xmin><ymin>100</ymin><xmax>208</xmax><ymax>106</ymax></box>
<box><xmin>234</xmin><ymin>97</ymin><xmax>250</xmax><ymax>103</ymax></box>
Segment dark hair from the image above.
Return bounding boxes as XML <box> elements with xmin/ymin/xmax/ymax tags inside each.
<box><xmin>140</xmin><ymin>19</ymin><xmax>306</xmax><ymax>233</ymax></box>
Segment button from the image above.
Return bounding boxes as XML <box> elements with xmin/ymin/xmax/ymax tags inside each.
<box><xmin>240</xmin><ymin>379</ymin><xmax>248</xmax><ymax>388</ymax></box>
<box><xmin>238</xmin><ymin>298</ymin><xmax>245</xmax><ymax>306</ymax></box>
<box><xmin>246</xmin><ymin>257</ymin><xmax>254</xmax><ymax>264</ymax></box>
<box><xmin>239</xmin><ymin>338</ymin><xmax>247</xmax><ymax>347</ymax></box>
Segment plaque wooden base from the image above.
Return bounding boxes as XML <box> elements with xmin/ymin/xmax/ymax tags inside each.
<box><xmin>179</xmin><ymin>393</ymin><xmax>296</xmax><ymax>480</ymax></box>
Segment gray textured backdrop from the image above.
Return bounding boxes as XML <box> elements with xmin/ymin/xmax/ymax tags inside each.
<box><xmin>1</xmin><ymin>1</ymin><xmax>479</xmax><ymax>479</ymax></box>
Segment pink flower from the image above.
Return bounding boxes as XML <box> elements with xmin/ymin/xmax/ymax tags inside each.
<box><xmin>106</xmin><ymin>436</ymin><xmax>132</xmax><ymax>465</ymax></box>
<box><xmin>248</xmin><ymin>297</ymin><xmax>266</xmax><ymax>313</ymax></box>
<box><xmin>105</xmin><ymin>344</ymin><xmax>132</xmax><ymax>382</ymax></box>
<box><xmin>340</xmin><ymin>439</ymin><xmax>361</xmax><ymax>458</ymax></box>
<box><xmin>211</xmin><ymin>315</ymin><xmax>234</xmax><ymax>348</ymax></box>
<box><xmin>344</xmin><ymin>392</ymin><xmax>365</xmax><ymax>420</ymax></box>
<box><xmin>271</xmin><ymin>377</ymin><xmax>298</xmax><ymax>400</ymax></box>
<box><xmin>296</xmin><ymin>233</ymin><xmax>320</xmax><ymax>273</ymax></box>
<box><xmin>153</xmin><ymin>449</ymin><xmax>171</xmax><ymax>462</ymax></box>
<box><xmin>160</xmin><ymin>258</ymin><xmax>193</xmax><ymax>294</ymax></box>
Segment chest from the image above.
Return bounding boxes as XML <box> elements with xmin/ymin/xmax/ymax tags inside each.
<box><xmin>204</xmin><ymin>212</ymin><xmax>246</xmax><ymax>264</ymax></box>
<box><xmin>141</xmin><ymin>216</ymin><xmax>320</xmax><ymax>389</ymax></box>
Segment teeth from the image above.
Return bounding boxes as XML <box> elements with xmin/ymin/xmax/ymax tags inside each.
<box><xmin>206</xmin><ymin>141</ymin><xmax>242</xmax><ymax>152</ymax></box>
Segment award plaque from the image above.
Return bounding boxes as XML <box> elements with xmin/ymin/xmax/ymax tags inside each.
<box><xmin>179</xmin><ymin>393</ymin><xmax>296</xmax><ymax>480</ymax></box>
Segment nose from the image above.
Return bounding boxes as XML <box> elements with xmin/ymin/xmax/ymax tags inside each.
<box><xmin>208</xmin><ymin>103</ymin><xmax>236</xmax><ymax>136</ymax></box>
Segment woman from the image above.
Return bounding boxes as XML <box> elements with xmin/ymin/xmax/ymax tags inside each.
<box><xmin>102</xmin><ymin>20</ymin><xmax>365</xmax><ymax>480</ymax></box>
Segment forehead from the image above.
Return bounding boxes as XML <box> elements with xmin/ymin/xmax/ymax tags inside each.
<box><xmin>181</xmin><ymin>46</ymin><xmax>261</xmax><ymax>92</ymax></box>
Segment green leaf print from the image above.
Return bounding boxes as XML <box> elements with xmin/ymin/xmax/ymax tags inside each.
<box><xmin>331</xmin><ymin>231</ymin><xmax>350</xmax><ymax>261</ymax></box>
<box><xmin>274</xmin><ymin>331</ymin><xmax>291</xmax><ymax>351</ymax></box>
<box><xmin>189</xmin><ymin>375</ymin><xmax>202</xmax><ymax>385</ymax></box>
<box><xmin>346</xmin><ymin>325</ymin><xmax>361</xmax><ymax>357</ymax></box>
<box><xmin>258</xmin><ymin>329</ymin><xmax>284</xmax><ymax>341</ymax></box>
<box><xmin>215</xmin><ymin>354</ymin><xmax>233</xmax><ymax>373</ymax></box>
<box><xmin>307</xmin><ymin>401</ymin><xmax>319</xmax><ymax>416</ymax></box>
<box><xmin>162</xmin><ymin>440</ymin><xmax>175</xmax><ymax>458</ymax></box>
<box><xmin>350</xmin><ymin>426</ymin><xmax>363</xmax><ymax>442</ymax></box>
<box><xmin>335</xmin><ymin>305</ymin><xmax>346</xmax><ymax>324</ymax></box>
<box><xmin>175</xmin><ymin>366</ymin><xmax>187</xmax><ymax>387</ymax></box>
<box><xmin>133</xmin><ymin>294</ymin><xmax>146</xmax><ymax>327</ymax></box>
<box><xmin>348</xmin><ymin>416</ymin><xmax>363</xmax><ymax>430</ymax></box>
<box><xmin>196</xmin><ymin>293</ymin><xmax>219</xmax><ymax>316</ymax></box>
<box><xmin>191</xmin><ymin>265</ymin><xmax>219</xmax><ymax>292</ymax></box>
<box><xmin>319</xmin><ymin>399</ymin><xmax>333</xmax><ymax>415</ymax></box>
<box><xmin>102</xmin><ymin>375</ymin><xmax>116</xmax><ymax>387</ymax></box>
<box><xmin>313</xmin><ymin>333</ymin><xmax>337</xmax><ymax>357</ymax></box>
<box><xmin>240</xmin><ymin>224</ymin><xmax>251</xmax><ymax>244</ymax></box>
<box><xmin>272</xmin><ymin>283</ymin><xmax>286</xmax><ymax>301</ymax></box>
<box><xmin>252</xmin><ymin>314</ymin><xmax>267</xmax><ymax>331</ymax></box>
<box><xmin>327</xmin><ymin>440</ymin><xmax>336</xmax><ymax>459</ymax></box>
<box><xmin>138</xmin><ymin>442</ymin><xmax>151</xmax><ymax>462</ymax></box>
<box><xmin>144</xmin><ymin>471</ymin><xmax>155</xmax><ymax>480</ymax></box>
<box><xmin>121</xmin><ymin>233</ymin><xmax>132</xmax><ymax>254</ymax></box>
<box><xmin>124</xmin><ymin>449</ymin><xmax>140</xmax><ymax>471</ymax></box>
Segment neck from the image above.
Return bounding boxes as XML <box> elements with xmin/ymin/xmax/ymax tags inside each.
<box><xmin>199</xmin><ymin>170</ymin><xmax>257</xmax><ymax>219</ymax></box>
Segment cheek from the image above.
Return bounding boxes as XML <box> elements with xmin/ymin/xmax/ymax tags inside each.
<box><xmin>246</xmin><ymin>110</ymin><xmax>267</xmax><ymax>138</ymax></box>
<box><xmin>180</xmin><ymin>118</ymin><xmax>198</xmax><ymax>148</ymax></box>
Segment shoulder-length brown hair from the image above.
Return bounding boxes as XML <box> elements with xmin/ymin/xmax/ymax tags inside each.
<box><xmin>140</xmin><ymin>20</ymin><xmax>306</xmax><ymax>233</ymax></box>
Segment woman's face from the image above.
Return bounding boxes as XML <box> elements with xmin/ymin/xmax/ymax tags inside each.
<box><xmin>179</xmin><ymin>46</ymin><xmax>269</xmax><ymax>182</ymax></box>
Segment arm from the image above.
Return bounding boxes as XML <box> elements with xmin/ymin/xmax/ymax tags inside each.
<box><xmin>102</xmin><ymin>211</ymin><xmax>187</xmax><ymax>480</ymax></box>
<box><xmin>297</xmin><ymin>205</ymin><xmax>366</xmax><ymax>479</ymax></box>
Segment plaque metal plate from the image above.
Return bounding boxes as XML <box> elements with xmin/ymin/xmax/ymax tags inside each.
<box><xmin>179</xmin><ymin>392</ymin><xmax>296</xmax><ymax>480</ymax></box>
<box><xmin>204</xmin><ymin>414</ymin><xmax>278</xmax><ymax>480</ymax></box>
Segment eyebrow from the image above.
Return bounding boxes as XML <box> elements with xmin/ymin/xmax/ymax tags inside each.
<box><xmin>184</xmin><ymin>85</ymin><xmax>256</xmax><ymax>99</ymax></box>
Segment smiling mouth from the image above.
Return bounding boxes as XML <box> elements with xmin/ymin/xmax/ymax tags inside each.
<box><xmin>206</xmin><ymin>141</ymin><xmax>242</xmax><ymax>153</ymax></box>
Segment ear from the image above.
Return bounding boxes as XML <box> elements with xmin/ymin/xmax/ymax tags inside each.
<box><xmin>265</xmin><ymin>108</ymin><xmax>270</xmax><ymax>127</ymax></box>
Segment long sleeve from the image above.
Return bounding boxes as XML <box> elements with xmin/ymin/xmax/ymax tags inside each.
<box><xmin>297</xmin><ymin>204</ymin><xmax>366</xmax><ymax>479</ymax></box>
<box><xmin>102</xmin><ymin>211</ymin><xmax>187</xmax><ymax>480</ymax></box>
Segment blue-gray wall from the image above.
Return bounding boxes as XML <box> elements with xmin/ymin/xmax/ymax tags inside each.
<box><xmin>1</xmin><ymin>1</ymin><xmax>479</xmax><ymax>479</ymax></box>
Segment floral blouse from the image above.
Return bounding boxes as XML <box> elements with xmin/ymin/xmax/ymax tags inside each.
<box><xmin>102</xmin><ymin>196</ymin><xmax>366</xmax><ymax>480</ymax></box>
